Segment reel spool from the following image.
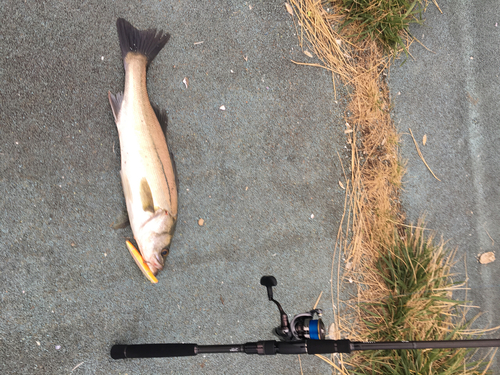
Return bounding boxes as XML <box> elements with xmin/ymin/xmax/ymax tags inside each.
<box><xmin>290</xmin><ymin>310</ymin><xmax>325</xmax><ymax>340</ymax></box>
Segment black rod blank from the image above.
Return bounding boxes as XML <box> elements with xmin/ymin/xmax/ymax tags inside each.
<box><xmin>111</xmin><ymin>338</ymin><xmax>500</xmax><ymax>359</ymax></box>
<box><xmin>352</xmin><ymin>339</ymin><xmax>500</xmax><ymax>352</ymax></box>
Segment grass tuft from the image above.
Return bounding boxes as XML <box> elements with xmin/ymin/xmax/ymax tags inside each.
<box><xmin>346</xmin><ymin>225</ymin><xmax>494</xmax><ymax>374</ymax></box>
<box><xmin>333</xmin><ymin>0</ymin><xmax>429</xmax><ymax>54</ymax></box>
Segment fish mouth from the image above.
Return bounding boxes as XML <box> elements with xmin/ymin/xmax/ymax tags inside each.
<box><xmin>147</xmin><ymin>256</ymin><xmax>164</xmax><ymax>276</ymax></box>
<box><xmin>133</xmin><ymin>239</ymin><xmax>164</xmax><ymax>276</ymax></box>
<box><xmin>125</xmin><ymin>240</ymin><xmax>159</xmax><ymax>284</ymax></box>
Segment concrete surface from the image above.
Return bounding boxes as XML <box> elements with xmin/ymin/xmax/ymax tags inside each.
<box><xmin>0</xmin><ymin>1</ymin><xmax>348</xmax><ymax>374</ymax></box>
<box><xmin>390</xmin><ymin>1</ymin><xmax>500</xmax><ymax>371</ymax></box>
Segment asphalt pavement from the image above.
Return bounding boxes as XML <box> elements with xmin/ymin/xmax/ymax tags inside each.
<box><xmin>0</xmin><ymin>1</ymin><xmax>348</xmax><ymax>374</ymax></box>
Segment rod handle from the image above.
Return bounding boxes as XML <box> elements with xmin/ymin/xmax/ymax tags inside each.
<box><xmin>306</xmin><ymin>339</ymin><xmax>353</xmax><ymax>354</ymax></box>
<box><xmin>111</xmin><ymin>343</ymin><xmax>197</xmax><ymax>359</ymax></box>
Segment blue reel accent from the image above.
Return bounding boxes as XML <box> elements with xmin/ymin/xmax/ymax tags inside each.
<box><xmin>309</xmin><ymin>320</ymin><xmax>320</xmax><ymax>340</ymax></box>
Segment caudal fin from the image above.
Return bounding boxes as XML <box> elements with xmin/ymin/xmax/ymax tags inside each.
<box><xmin>116</xmin><ymin>18</ymin><xmax>170</xmax><ymax>67</ymax></box>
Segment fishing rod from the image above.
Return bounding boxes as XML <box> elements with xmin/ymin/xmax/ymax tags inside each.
<box><xmin>111</xmin><ymin>276</ymin><xmax>500</xmax><ymax>359</ymax></box>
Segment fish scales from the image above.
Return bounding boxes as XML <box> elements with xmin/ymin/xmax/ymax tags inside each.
<box><xmin>108</xmin><ymin>18</ymin><xmax>178</xmax><ymax>281</ymax></box>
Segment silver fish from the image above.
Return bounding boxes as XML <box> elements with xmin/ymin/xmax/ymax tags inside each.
<box><xmin>108</xmin><ymin>18</ymin><xmax>178</xmax><ymax>278</ymax></box>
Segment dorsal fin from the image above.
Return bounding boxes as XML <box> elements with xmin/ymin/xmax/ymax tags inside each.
<box><xmin>151</xmin><ymin>103</ymin><xmax>168</xmax><ymax>136</ymax></box>
<box><xmin>139</xmin><ymin>177</ymin><xmax>155</xmax><ymax>213</ymax></box>
<box><xmin>108</xmin><ymin>91</ymin><xmax>123</xmax><ymax>122</ymax></box>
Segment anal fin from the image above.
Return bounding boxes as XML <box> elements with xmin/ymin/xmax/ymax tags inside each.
<box><xmin>112</xmin><ymin>209</ymin><xmax>130</xmax><ymax>229</ymax></box>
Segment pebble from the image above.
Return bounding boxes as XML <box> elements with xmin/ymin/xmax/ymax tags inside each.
<box><xmin>479</xmin><ymin>252</ymin><xmax>495</xmax><ymax>264</ymax></box>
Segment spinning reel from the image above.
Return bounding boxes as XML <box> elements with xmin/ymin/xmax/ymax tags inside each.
<box><xmin>260</xmin><ymin>276</ymin><xmax>325</xmax><ymax>341</ymax></box>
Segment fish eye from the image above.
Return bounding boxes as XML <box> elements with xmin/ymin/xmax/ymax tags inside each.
<box><xmin>161</xmin><ymin>248</ymin><xmax>169</xmax><ymax>257</ymax></box>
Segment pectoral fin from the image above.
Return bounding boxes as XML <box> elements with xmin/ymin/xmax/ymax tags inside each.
<box><xmin>140</xmin><ymin>177</ymin><xmax>155</xmax><ymax>213</ymax></box>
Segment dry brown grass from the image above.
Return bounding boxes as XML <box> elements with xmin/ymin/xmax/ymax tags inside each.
<box><xmin>288</xmin><ymin>0</ymin><xmax>404</xmax><ymax>264</ymax></box>
<box><xmin>289</xmin><ymin>0</ymin><xmax>405</xmax><ymax>324</ymax></box>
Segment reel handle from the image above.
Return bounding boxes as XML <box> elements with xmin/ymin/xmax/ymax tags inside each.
<box><xmin>260</xmin><ymin>276</ymin><xmax>277</xmax><ymax>300</ymax></box>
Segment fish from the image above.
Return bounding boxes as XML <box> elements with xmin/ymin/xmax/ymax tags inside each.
<box><xmin>108</xmin><ymin>18</ymin><xmax>178</xmax><ymax>282</ymax></box>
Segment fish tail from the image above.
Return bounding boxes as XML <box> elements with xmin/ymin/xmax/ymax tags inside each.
<box><xmin>116</xmin><ymin>18</ymin><xmax>170</xmax><ymax>67</ymax></box>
